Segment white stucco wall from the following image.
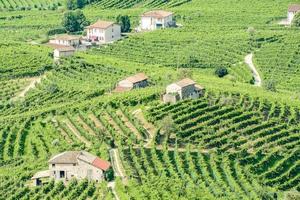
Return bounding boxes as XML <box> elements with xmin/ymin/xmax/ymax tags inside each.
<box><xmin>166</xmin><ymin>84</ymin><xmax>182</xmax><ymax>98</ymax></box>
<box><xmin>87</xmin><ymin>24</ymin><xmax>121</xmax><ymax>43</ymax></box>
<box><xmin>288</xmin><ymin>11</ymin><xmax>296</xmax><ymax>23</ymax></box>
<box><xmin>53</xmin><ymin>49</ymin><xmax>74</xmax><ymax>60</ymax></box>
<box><xmin>49</xmin><ymin>161</ymin><xmax>104</xmax><ymax>182</ymax></box>
<box><xmin>50</xmin><ymin>39</ymin><xmax>79</xmax><ymax>47</ymax></box>
<box><xmin>141</xmin><ymin>15</ymin><xmax>173</xmax><ymax>30</ymax></box>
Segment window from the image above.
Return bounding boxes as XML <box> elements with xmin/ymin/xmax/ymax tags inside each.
<box><xmin>52</xmin><ymin>164</ymin><xmax>55</xmax><ymax>167</ymax></box>
<box><xmin>112</xmin><ymin>28</ymin><xmax>114</xmax><ymax>32</ymax></box>
<box><xmin>59</xmin><ymin>171</ymin><xmax>65</xmax><ymax>178</ymax></box>
<box><xmin>73</xmin><ymin>164</ymin><xmax>76</xmax><ymax>166</ymax></box>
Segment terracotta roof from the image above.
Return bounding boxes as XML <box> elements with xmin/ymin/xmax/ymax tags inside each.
<box><xmin>288</xmin><ymin>4</ymin><xmax>300</xmax><ymax>12</ymax></box>
<box><xmin>175</xmin><ymin>78</ymin><xmax>195</xmax><ymax>88</ymax></box>
<box><xmin>125</xmin><ymin>73</ymin><xmax>148</xmax><ymax>84</ymax></box>
<box><xmin>49</xmin><ymin>151</ymin><xmax>79</xmax><ymax>164</ymax></box>
<box><xmin>142</xmin><ymin>10</ymin><xmax>173</xmax><ymax>18</ymax></box>
<box><xmin>47</xmin><ymin>43</ymin><xmax>75</xmax><ymax>51</ymax></box>
<box><xmin>31</xmin><ymin>170</ymin><xmax>50</xmax><ymax>179</ymax></box>
<box><xmin>49</xmin><ymin>151</ymin><xmax>110</xmax><ymax>171</ymax></box>
<box><xmin>54</xmin><ymin>34</ymin><xmax>81</xmax><ymax>41</ymax></box>
<box><xmin>87</xmin><ymin>20</ymin><xmax>115</xmax><ymax>29</ymax></box>
<box><xmin>92</xmin><ymin>157</ymin><xmax>111</xmax><ymax>171</ymax></box>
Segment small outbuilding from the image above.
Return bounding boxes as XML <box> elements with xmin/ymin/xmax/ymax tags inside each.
<box><xmin>31</xmin><ymin>151</ymin><xmax>111</xmax><ymax>186</ymax></box>
<box><xmin>53</xmin><ymin>45</ymin><xmax>75</xmax><ymax>61</ymax></box>
<box><xmin>114</xmin><ymin>73</ymin><xmax>148</xmax><ymax>92</ymax></box>
<box><xmin>141</xmin><ymin>10</ymin><xmax>174</xmax><ymax>30</ymax></box>
<box><xmin>163</xmin><ymin>78</ymin><xmax>204</xmax><ymax>104</ymax></box>
<box><xmin>86</xmin><ymin>20</ymin><xmax>121</xmax><ymax>44</ymax></box>
<box><xmin>288</xmin><ymin>4</ymin><xmax>300</xmax><ymax>24</ymax></box>
<box><xmin>49</xmin><ymin>34</ymin><xmax>81</xmax><ymax>47</ymax></box>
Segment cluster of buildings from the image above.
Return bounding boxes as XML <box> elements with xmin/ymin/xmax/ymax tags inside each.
<box><xmin>48</xmin><ymin>10</ymin><xmax>175</xmax><ymax>60</ymax></box>
<box><xmin>114</xmin><ymin>73</ymin><xmax>205</xmax><ymax>103</ymax></box>
<box><xmin>31</xmin><ymin>151</ymin><xmax>111</xmax><ymax>186</ymax></box>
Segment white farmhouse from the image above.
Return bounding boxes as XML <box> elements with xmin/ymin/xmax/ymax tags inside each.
<box><xmin>53</xmin><ymin>45</ymin><xmax>75</xmax><ymax>61</ymax></box>
<box><xmin>141</xmin><ymin>10</ymin><xmax>174</xmax><ymax>30</ymax></box>
<box><xmin>49</xmin><ymin>35</ymin><xmax>81</xmax><ymax>47</ymax></box>
<box><xmin>163</xmin><ymin>78</ymin><xmax>205</xmax><ymax>104</ymax></box>
<box><xmin>86</xmin><ymin>20</ymin><xmax>121</xmax><ymax>43</ymax></box>
<box><xmin>31</xmin><ymin>151</ymin><xmax>111</xmax><ymax>186</ymax></box>
<box><xmin>288</xmin><ymin>4</ymin><xmax>300</xmax><ymax>24</ymax></box>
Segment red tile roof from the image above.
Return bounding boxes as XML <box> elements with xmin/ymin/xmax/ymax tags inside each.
<box><xmin>92</xmin><ymin>157</ymin><xmax>111</xmax><ymax>171</ymax></box>
<box><xmin>87</xmin><ymin>20</ymin><xmax>115</xmax><ymax>29</ymax></box>
<box><xmin>125</xmin><ymin>73</ymin><xmax>148</xmax><ymax>84</ymax></box>
<box><xmin>175</xmin><ymin>78</ymin><xmax>195</xmax><ymax>88</ymax></box>
<box><xmin>288</xmin><ymin>4</ymin><xmax>300</xmax><ymax>12</ymax></box>
<box><xmin>142</xmin><ymin>10</ymin><xmax>173</xmax><ymax>18</ymax></box>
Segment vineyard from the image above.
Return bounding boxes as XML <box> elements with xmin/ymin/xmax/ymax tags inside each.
<box><xmin>0</xmin><ymin>0</ymin><xmax>63</xmax><ymax>11</ymax></box>
<box><xmin>90</xmin><ymin>0</ymin><xmax>192</xmax><ymax>9</ymax></box>
<box><xmin>1</xmin><ymin>0</ymin><xmax>300</xmax><ymax>199</ymax></box>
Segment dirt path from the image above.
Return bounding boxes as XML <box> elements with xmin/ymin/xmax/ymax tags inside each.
<box><xmin>107</xmin><ymin>181</ymin><xmax>120</xmax><ymax>200</ymax></box>
<box><xmin>132</xmin><ymin>109</ymin><xmax>156</xmax><ymax>147</ymax></box>
<box><xmin>64</xmin><ymin>119</ymin><xmax>91</xmax><ymax>147</ymax></box>
<box><xmin>109</xmin><ymin>149</ymin><xmax>126</xmax><ymax>179</ymax></box>
<box><xmin>12</xmin><ymin>75</ymin><xmax>44</xmax><ymax>101</ymax></box>
<box><xmin>130</xmin><ymin>145</ymin><xmax>210</xmax><ymax>154</ymax></box>
<box><xmin>245</xmin><ymin>53</ymin><xmax>262</xmax><ymax>87</ymax></box>
<box><xmin>116</xmin><ymin>110</ymin><xmax>142</xmax><ymax>140</ymax></box>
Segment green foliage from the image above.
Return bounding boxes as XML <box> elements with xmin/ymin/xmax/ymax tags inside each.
<box><xmin>116</xmin><ymin>15</ymin><xmax>131</xmax><ymax>33</ymax></box>
<box><xmin>264</xmin><ymin>80</ymin><xmax>277</xmax><ymax>92</ymax></box>
<box><xmin>215</xmin><ymin>66</ymin><xmax>228</xmax><ymax>77</ymax></box>
<box><xmin>292</xmin><ymin>12</ymin><xmax>300</xmax><ymax>27</ymax></box>
<box><xmin>66</xmin><ymin>0</ymin><xmax>87</xmax><ymax>10</ymax></box>
<box><xmin>62</xmin><ymin>10</ymin><xmax>89</xmax><ymax>33</ymax></box>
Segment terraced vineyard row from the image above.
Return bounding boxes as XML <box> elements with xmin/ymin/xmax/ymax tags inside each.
<box><xmin>0</xmin><ymin>43</ymin><xmax>52</xmax><ymax>79</ymax></box>
<box><xmin>91</xmin><ymin>0</ymin><xmax>191</xmax><ymax>9</ymax></box>
<box><xmin>146</xmin><ymin>93</ymin><xmax>300</xmax><ymax>191</ymax></box>
<box><xmin>255</xmin><ymin>31</ymin><xmax>300</xmax><ymax>91</ymax></box>
<box><xmin>0</xmin><ymin>0</ymin><xmax>63</xmax><ymax>11</ymax></box>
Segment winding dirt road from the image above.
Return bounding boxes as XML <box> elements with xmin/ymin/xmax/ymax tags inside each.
<box><xmin>245</xmin><ymin>53</ymin><xmax>262</xmax><ymax>87</ymax></box>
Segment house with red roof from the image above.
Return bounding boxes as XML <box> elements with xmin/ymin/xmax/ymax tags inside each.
<box><xmin>31</xmin><ymin>151</ymin><xmax>111</xmax><ymax>186</ymax></box>
<box><xmin>86</xmin><ymin>20</ymin><xmax>121</xmax><ymax>43</ymax></box>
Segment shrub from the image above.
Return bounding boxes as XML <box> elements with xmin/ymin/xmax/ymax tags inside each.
<box><xmin>215</xmin><ymin>66</ymin><xmax>228</xmax><ymax>77</ymax></box>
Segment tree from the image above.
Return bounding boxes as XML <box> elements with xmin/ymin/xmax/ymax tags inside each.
<box><xmin>292</xmin><ymin>12</ymin><xmax>300</xmax><ymax>27</ymax></box>
<box><xmin>160</xmin><ymin>115</ymin><xmax>176</xmax><ymax>136</ymax></box>
<box><xmin>66</xmin><ymin>0</ymin><xmax>86</xmax><ymax>10</ymax></box>
<box><xmin>215</xmin><ymin>66</ymin><xmax>228</xmax><ymax>77</ymax></box>
<box><xmin>116</xmin><ymin>15</ymin><xmax>131</xmax><ymax>32</ymax></box>
<box><xmin>62</xmin><ymin>10</ymin><xmax>89</xmax><ymax>32</ymax></box>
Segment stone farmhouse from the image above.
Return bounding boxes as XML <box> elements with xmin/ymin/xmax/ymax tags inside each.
<box><xmin>86</xmin><ymin>20</ymin><xmax>121</xmax><ymax>44</ymax></box>
<box><xmin>31</xmin><ymin>151</ymin><xmax>111</xmax><ymax>186</ymax></box>
<box><xmin>163</xmin><ymin>78</ymin><xmax>205</xmax><ymax>103</ymax></box>
<box><xmin>141</xmin><ymin>10</ymin><xmax>174</xmax><ymax>30</ymax></box>
<box><xmin>114</xmin><ymin>73</ymin><xmax>148</xmax><ymax>92</ymax></box>
<box><xmin>49</xmin><ymin>35</ymin><xmax>81</xmax><ymax>47</ymax></box>
<box><xmin>288</xmin><ymin>4</ymin><xmax>300</xmax><ymax>24</ymax></box>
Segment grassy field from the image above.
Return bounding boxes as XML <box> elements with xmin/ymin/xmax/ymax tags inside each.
<box><xmin>0</xmin><ymin>0</ymin><xmax>300</xmax><ymax>199</ymax></box>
